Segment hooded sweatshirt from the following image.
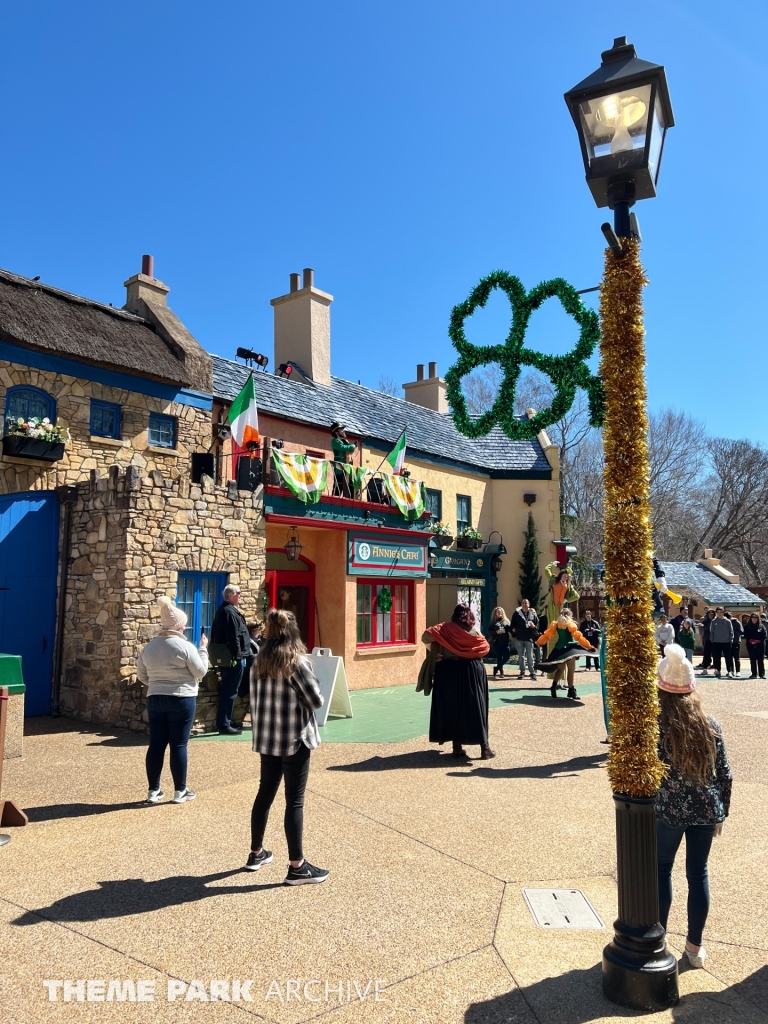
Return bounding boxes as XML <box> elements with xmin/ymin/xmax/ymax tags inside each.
<box><xmin>709</xmin><ymin>617</ymin><xmax>734</xmax><ymax>645</ymax></box>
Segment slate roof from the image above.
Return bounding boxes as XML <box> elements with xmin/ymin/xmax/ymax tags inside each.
<box><xmin>211</xmin><ymin>355</ymin><xmax>552</xmax><ymax>476</ymax></box>
<box><xmin>659</xmin><ymin>562</ymin><xmax>759</xmax><ymax>607</ymax></box>
<box><xmin>0</xmin><ymin>269</ymin><xmax>190</xmax><ymax>386</ymax></box>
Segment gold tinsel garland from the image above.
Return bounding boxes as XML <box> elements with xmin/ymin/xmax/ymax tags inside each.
<box><xmin>600</xmin><ymin>239</ymin><xmax>665</xmax><ymax>797</ymax></box>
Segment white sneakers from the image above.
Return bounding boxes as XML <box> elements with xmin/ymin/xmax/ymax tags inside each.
<box><xmin>146</xmin><ymin>787</ymin><xmax>196</xmax><ymax>804</ymax></box>
<box><xmin>684</xmin><ymin>945</ymin><xmax>706</xmax><ymax>969</ymax></box>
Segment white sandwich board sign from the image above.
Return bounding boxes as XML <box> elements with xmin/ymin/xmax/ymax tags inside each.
<box><xmin>309</xmin><ymin>648</ymin><xmax>353</xmax><ymax>727</ymax></box>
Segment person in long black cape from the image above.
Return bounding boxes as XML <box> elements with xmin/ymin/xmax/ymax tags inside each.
<box><xmin>423</xmin><ymin>603</ymin><xmax>495</xmax><ymax>760</ymax></box>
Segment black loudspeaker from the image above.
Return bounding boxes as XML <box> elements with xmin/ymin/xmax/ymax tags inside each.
<box><xmin>191</xmin><ymin>452</ymin><xmax>215</xmax><ymax>483</ymax></box>
<box><xmin>236</xmin><ymin>455</ymin><xmax>262</xmax><ymax>492</ymax></box>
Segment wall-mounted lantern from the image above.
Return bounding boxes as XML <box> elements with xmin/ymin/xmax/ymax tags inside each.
<box><xmin>284</xmin><ymin>528</ymin><xmax>303</xmax><ymax>562</ymax></box>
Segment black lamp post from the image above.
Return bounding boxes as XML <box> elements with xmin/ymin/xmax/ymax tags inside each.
<box><xmin>565</xmin><ymin>39</ymin><xmax>678</xmax><ymax>1012</ymax></box>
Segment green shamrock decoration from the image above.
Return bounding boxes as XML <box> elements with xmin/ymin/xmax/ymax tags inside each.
<box><xmin>445</xmin><ymin>271</ymin><xmax>604</xmax><ymax>441</ymax></box>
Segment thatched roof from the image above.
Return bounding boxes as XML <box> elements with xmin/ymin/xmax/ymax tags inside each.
<box><xmin>0</xmin><ymin>269</ymin><xmax>190</xmax><ymax>386</ymax></box>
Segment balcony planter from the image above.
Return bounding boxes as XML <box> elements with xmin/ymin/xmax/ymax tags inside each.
<box><xmin>432</xmin><ymin>535</ymin><xmax>454</xmax><ymax>548</ymax></box>
<box><xmin>456</xmin><ymin>537</ymin><xmax>483</xmax><ymax>550</ymax></box>
<box><xmin>2</xmin><ymin>435</ymin><xmax>66</xmax><ymax>462</ymax></box>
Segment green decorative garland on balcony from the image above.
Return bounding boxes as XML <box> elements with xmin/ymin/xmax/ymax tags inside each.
<box><xmin>444</xmin><ymin>271</ymin><xmax>604</xmax><ymax>441</ymax></box>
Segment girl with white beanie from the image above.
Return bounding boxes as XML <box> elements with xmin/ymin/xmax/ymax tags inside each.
<box><xmin>136</xmin><ymin>596</ymin><xmax>209</xmax><ymax>804</ymax></box>
<box><xmin>655</xmin><ymin>644</ymin><xmax>732</xmax><ymax>969</ymax></box>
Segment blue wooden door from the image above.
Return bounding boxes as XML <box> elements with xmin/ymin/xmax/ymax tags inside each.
<box><xmin>0</xmin><ymin>492</ymin><xmax>59</xmax><ymax>716</ymax></box>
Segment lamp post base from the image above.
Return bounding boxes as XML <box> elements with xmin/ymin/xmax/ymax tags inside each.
<box><xmin>603</xmin><ymin>931</ymin><xmax>678</xmax><ymax>1011</ymax></box>
<box><xmin>602</xmin><ymin>792</ymin><xmax>679</xmax><ymax>1011</ymax></box>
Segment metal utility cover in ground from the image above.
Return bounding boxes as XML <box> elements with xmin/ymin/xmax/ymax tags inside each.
<box><xmin>522</xmin><ymin>889</ymin><xmax>605</xmax><ymax>929</ymax></box>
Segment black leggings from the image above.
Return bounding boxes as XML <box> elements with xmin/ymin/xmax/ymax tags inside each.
<box><xmin>251</xmin><ymin>743</ymin><xmax>311</xmax><ymax>861</ymax></box>
<box><xmin>748</xmin><ymin>651</ymin><xmax>765</xmax><ymax>677</ymax></box>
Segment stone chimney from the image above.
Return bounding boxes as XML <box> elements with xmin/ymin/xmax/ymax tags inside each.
<box><xmin>403</xmin><ymin>361</ymin><xmax>448</xmax><ymax>413</ymax></box>
<box><xmin>270</xmin><ymin>268</ymin><xmax>333</xmax><ymax>385</ymax></box>
<box><xmin>123</xmin><ymin>255</ymin><xmax>213</xmax><ymax>393</ymax></box>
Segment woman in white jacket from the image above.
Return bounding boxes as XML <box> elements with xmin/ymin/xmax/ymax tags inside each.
<box><xmin>136</xmin><ymin>596</ymin><xmax>209</xmax><ymax>805</ymax></box>
<box><xmin>655</xmin><ymin>615</ymin><xmax>676</xmax><ymax>656</ymax></box>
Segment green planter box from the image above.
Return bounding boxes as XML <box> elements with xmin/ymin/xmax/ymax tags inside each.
<box><xmin>0</xmin><ymin>654</ymin><xmax>25</xmax><ymax>760</ymax></box>
<box><xmin>0</xmin><ymin>654</ymin><xmax>25</xmax><ymax>695</ymax></box>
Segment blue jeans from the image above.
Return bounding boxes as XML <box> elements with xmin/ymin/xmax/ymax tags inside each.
<box><xmin>217</xmin><ymin>661</ymin><xmax>244</xmax><ymax>728</ymax></box>
<box><xmin>657</xmin><ymin>820</ymin><xmax>716</xmax><ymax>946</ymax></box>
<box><xmin>516</xmin><ymin>640</ymin><xmax>535</xmax><ymax>676</ymax></box>
<box><xmin>146</xmin><ymin>695</ymin><xmax>197</xmax><ymax>791</ymax></box>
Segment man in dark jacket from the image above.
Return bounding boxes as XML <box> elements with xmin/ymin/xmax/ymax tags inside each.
<box><xmin>511</xmin><ymin>599</ymin><xmax>539</xmax><ymax>680</ymax></box>
<box><xmin>725</xmin><ymin>611</ymin><xmax>743</xmax><ymax>678</ymax></box>
<box><xmin>670</xmin><ymin>607</ymin><xmax>691</xmax><ymax>641</ymax></box>
<box><xmin>579</xmin><ymin>610</ymin><xmax>601</xmax><ymax>670</ymax></box>
<box><xmin>709</xmin><ymin>607</ymin><xmax>734</xmax><ymax>679</ymax></box>
<box><xmin>211</xmin><ymin>584</ymin><xmax>251</xmax><ymax>734</ymax></box>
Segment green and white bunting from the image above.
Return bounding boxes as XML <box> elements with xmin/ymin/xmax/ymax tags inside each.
<box><xmin>272</xmin><ymin>450</ymin><xmax>329</xmax><ymax>504</ymax></box>
<box><xmin>384</xmin><ymin>475</ymin><xmax>425</xmax><ymax>521</ymax></box>
<box><xmin>340</xmin><ymin>464</ymin><xmax>371</xmax><ymax>490</ymax></box>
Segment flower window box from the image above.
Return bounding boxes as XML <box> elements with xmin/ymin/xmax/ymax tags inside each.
<box><xmin>2</xmin><ymin>435</ymin><xmax>66</xmax><ymax>462</ymax></box>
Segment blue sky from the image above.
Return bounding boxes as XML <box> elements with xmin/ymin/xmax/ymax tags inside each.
<box><xmin>3</xmin><ymin>1</ymin><xmax>766</xmax><ymax>442</ymax></box>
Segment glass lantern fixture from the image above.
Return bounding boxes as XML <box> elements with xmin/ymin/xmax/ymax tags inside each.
<box><xmin>564</xmin><ymin>37</ymin><xmax>674</xmax><ymax>210</ymax></box>
<box><xmin>484</xmin><ymin>532</ymin><xmax>507</xmax><ymax>575</ymax></box>
<box><xmin>284</xmin><ymin>528</ymin><xmax>303</xmax><ymax>562</ymax></box>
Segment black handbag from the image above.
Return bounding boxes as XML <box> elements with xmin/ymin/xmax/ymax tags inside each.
<box><xmin>208</xmin><ymin>643</ymin><xmax>234</xmax><ymax>668</ymax></box>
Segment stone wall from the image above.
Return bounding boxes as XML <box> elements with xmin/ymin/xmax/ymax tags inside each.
<box><xmin>60</xmin><ymin>466</ymin><xmax>265</xmax><ymax>733</ymax></box>
<box><xmin>0</xmin><ymin>359</ymin><xmax>211</xmax><ymax>496</ymax></box>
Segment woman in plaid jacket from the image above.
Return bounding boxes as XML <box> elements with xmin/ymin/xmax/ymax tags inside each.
<box><xmin>245</xmin><ymin>609</ymin><xmax>328</xmax><ymax>885</ymax></box>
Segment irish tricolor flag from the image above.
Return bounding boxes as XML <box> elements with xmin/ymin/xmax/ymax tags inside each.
<box><xmin>385</xmin><ymin>429</ymin><xmax>407</xmax><ymax>474</ymax></box>
<box><xmin>228</xmin><ymin>373</ymin><xmax>260</xmax><ymax>448</ymax></box>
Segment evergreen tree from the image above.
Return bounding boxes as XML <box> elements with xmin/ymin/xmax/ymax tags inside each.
<box><xmin>518</xmin><ymin>511</ymin><xmax>543</xmax><ymax>610</ymax></box>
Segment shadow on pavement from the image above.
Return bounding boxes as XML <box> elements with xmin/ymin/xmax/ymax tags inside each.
<box><xmin>22</xmin><ymin>718</ymin><xmax>146</xmax><ymax>746</ymax></box>
<box><xmin>446</xmin><ymin>753</ymin><xmax>607</xmax><ymax>780</ymax></box>
<box><xmin>23</xmin><ymin>801</ymin><xmax>154</xmax><ymax>822</ymax></box>
<box><xmin>504</xmin><ymin>695</ymin><xmax>584</xmax><ymax>707</ymax></box>
<box><xmin>462</xmin><ymin>962</ymin><xmax>768</xmax><ymax>1019</ymax></box>
<box><xmin>326</xmin><ymin>750</ymin><xmax>450</xmax><ymax>772</ymax></box>
<box><xmin>11</xmin><ymin>871</ymin><xmax>284</xmax><ymax>925</ymax></box>
<box><xmin>466</xmin><ymin>963</ymin><xmax>768</xmax><ymax>1023</ymax></box>
<box><xmin>327</xmin><ymin>751</ymin><xmax>607</xmax><ymax>777</ymax></box>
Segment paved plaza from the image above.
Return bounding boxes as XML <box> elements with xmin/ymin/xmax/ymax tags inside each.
<box><xmin>1</xmin><ymin>670</ymin><xmax>766</xmax><ymax>1023</ymax></box>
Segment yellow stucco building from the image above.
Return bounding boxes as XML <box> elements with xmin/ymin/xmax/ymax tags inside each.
<box><xmin>213</xmin><ymin>271</ymin><xmax>562</xmax><ymax>691</ymax></box>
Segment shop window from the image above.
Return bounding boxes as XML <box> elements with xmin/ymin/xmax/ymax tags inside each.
<box><xmin>90</xmin><ymin>399</ymin><xmax>121</xmax><ymax>439</ymax></box>
<box><xmin>148</xmin><ymin>412</ymin><xmax>176</xmax><ymax>448</ymax></box>
<box><xmin>4</xmin><ymin>386</ymin><xmax>56</xmax><ymax>430</ymax></box>
<box><xmin>176</xmin><ymin>572</ymin><xmax>227</xmax><ymax>644</ymax></box>
<box><xmin>424</xmin><ymin>487</ymin><xmax>442</xmax><ymax>520</ymax></box>
<box><xmin>356</xmin><ymin>580</ymin><xmax>413</xmax><ymax>647</ymax></box>
<box><xmin>456</xmin><ymin>494</ymin><xmax>472</xmax><ymax>533</ymax></box>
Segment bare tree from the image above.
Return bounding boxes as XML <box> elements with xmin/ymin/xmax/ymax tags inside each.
<box><xmin>462</xmin><ymin>365</ymin><xmax>503</xmax><ymax>415</ymax></box>
<box><xmin>646</xmin><ymin>409</ymin><xmax>707</xmax><ymax>560</ymax></box>
<box><xmin>690</xmin><ymin>438</ymin><xmax>768</xmax><ymax>584</ymax></box>
<box><xmin>451</xmin><ymin>366</ymin><xmax>768</xmax><ymax>581</ymax></box>
<box><xmin>377</xmin><ymin>375</ymin><xmax>401</xmax><ymax>397</ymax></box>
